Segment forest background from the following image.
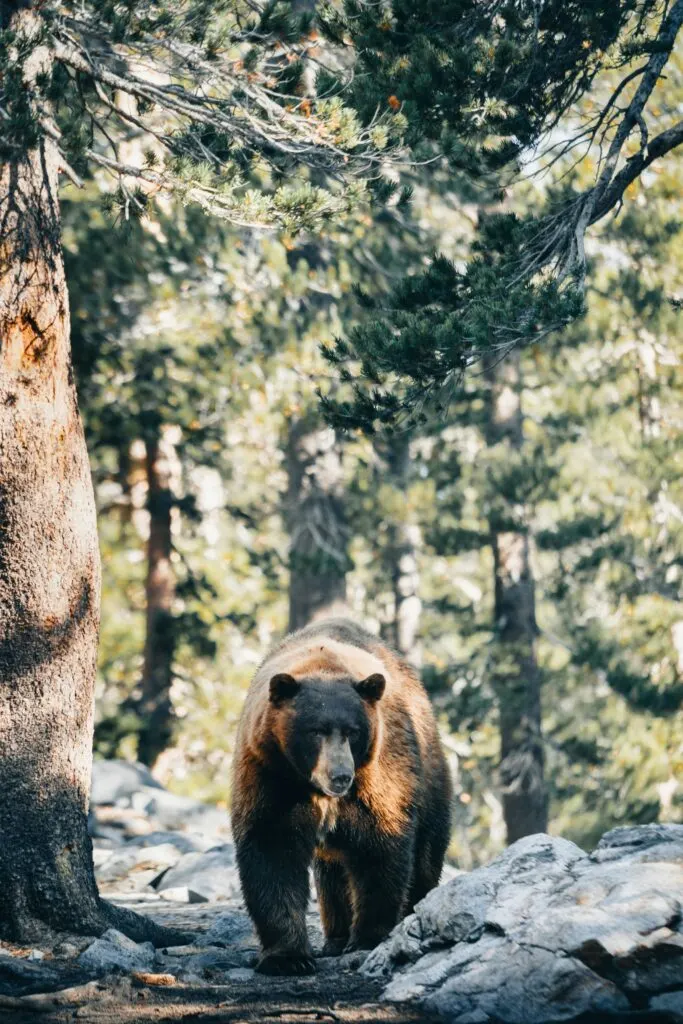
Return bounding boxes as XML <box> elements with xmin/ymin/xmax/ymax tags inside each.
<box><xmin>58</xmin><ymin>5</ymin><xmax>683</xmax><ymax>870</ymax></box>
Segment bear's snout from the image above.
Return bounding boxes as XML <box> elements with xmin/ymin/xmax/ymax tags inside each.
<box><xmin>311</xmin><ymin>731</ymin><xmax>355</xmax><ymax>797</ymax></box>
<box><xmin>327</xmin><ymin>768</ymin><xmax>353</xmax><ymax>795</ymax></box>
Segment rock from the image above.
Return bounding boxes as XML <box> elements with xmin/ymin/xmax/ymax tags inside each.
<box><xmin>90</xmin><ymin>760</ymin><xmax>162</xmax><ymax>806</ymax></box>
<box><xmin>96</xmin><ymin>842</ymin><xmax>183</xmax><ymax>887</ymax></box>
<box><xmin>53</xmin><ymin>942</ymin><xmax>82</xmax><ymax>959</ymax></box>
<box><xmin>158</xmin><ymin>886</ymin><xmax>210</xmax><ymax>904</ymax></box>
<box><xmin>89</xmin><ymin>805</ymin><xmax>154</xmax><ymax>841</ymax></box>
<box><xmin>650</xmin><ymin>990</ymin><xmax>683</xmax><ymax>1014</ymax></box>
<box><xmin>173</xmin><ymin>949</ymin><xmax>249</xmax><ymax>979</ymax></box>
<box><xmin>154</xmin><ymin>844</ymin><xmax>240</xmax><ymax>902</ymax></box>
<box><xmin>125</xmin><ymin>831</ymin><xmax>217</xmax><ymax>855</ymax></box>
<box><xmin>130</xmin><ymin>787</ymin><xmax>230</xmax><ymax>837</ymax></box>
<box><xmin>93</xmin><ymin>846</ymin><xmax>117</xmax><ymax>868</ymax></box>
<box><xmin>591</xmin><ymin>823</ymin><xmax>683</xmax><ymax>864</ymax></box>
<box><xmin>78</xmin><ymin>930</ymin><xmax>156</xmax><ymax>975</ymax></box>
<box><xmin>204</xmin><ymin>910</ymin><xmax>256</xmax><ymax>948</ymax></box>
<box><xmin>365</xmin><ymin>826</ymin><xmax>683</xmax><ymax>1024</ymax></box>
<box><xmin>225</xmin><ymin>967</ymin><xmax>255</xmax><ymax>982</ymax></box>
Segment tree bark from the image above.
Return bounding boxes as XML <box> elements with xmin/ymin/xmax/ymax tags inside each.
<box><xmin>137</xmin><ymin>431</ymin><xmax>176</xmax><ymax>767</ymax></box>
<box><xmin>486</xmin><ymin>353</ymin><xmax>548</xmax><ymax>843</ymax></box>
<box><xmin>285</xmin><ymin>416</ymin><xmax>349</xmax><ymax>632</ymax></box>
<box><xmin>0</xmin><ymin>11</ymin><xmax>183</xmax><ymax>945</ymax></box>
<box><xmin>380</xmin><ymin>435</ymin><xmax>422</xmax><ymax>665</ymax></box>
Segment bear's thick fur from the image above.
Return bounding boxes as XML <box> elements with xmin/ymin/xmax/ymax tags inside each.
<box><xmin>231</xmin><ymin>617</ymin><xmax>452</xmax><ymax>976</ymax></box>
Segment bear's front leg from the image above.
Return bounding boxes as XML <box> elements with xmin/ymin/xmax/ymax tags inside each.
<box><xmin>344</xmin><ymin>838</ymin><xmax>413</xmax><ymax>952</ymax></box>
<box><xmin>314</xmin><ymin>857</ymin><xmax>352</xmax><ymax>956</ymax></box>
<box><xmin>236</xmin><ymin>825</ymin><xmax>316</xmax><ymax>975</ymax></box>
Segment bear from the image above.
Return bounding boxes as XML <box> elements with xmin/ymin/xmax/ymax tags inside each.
<box><xmin>231</xmin><ymin>617</ymin><xmax>452</xmax><ymax>976</ymax></box>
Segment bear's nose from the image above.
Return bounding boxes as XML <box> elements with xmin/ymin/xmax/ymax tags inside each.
<box><xmin>329</xmin><ymin>771</ymin><xmax>353</xmax><ymax>794</ymax></box>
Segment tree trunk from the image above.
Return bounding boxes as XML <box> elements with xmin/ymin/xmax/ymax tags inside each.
<box><xmin>381</xmin><ymin>435</ymin><xmax>422</xmax><ymax>665</ymax></box>
<box><xmin>137</xmin><ymin>431</ymin><xmax>176</xmax><ymax>767</ymax></box>
<box><xmin>285</xmin><ymin>416</ymin><xmax>349</xmax><ymax>632</ymax></box>
<box><xmin>0</xmin><ymin>12</ymin><xmax>183</xmax><ymax>945</ymax></box>
<box><xmin>486</xmin><ymin>353</ymin><xmax>548</xmax><ymax>843</ymax></box>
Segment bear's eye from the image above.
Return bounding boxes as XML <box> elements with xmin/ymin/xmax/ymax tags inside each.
<box><xmin>342</xmin><ymin>726</ymin><xmax>359</xmax><ymax>739</ymax></box>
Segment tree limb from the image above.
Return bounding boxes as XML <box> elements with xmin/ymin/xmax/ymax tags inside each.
<box><xmin>590</xmin><ymin>119</ymin><xmax>683</xmax><ymax>225</ymax></box>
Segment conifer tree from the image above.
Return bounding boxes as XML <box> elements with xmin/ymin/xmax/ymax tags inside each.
<box><xmin>325</xmin><ymin>0</ymin><xmax>683</xmax><ymax>417</ymax></box>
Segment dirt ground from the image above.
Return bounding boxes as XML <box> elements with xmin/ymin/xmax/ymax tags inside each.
<box><xmin>0</xmin><ymin>901</ymin><xmax>443</xmax><ymax>1024</ymax></box>
<box><xmin>0</xmin><ymin>972</ymin><xmax>443</xmax><ymax>1024</ymax></box>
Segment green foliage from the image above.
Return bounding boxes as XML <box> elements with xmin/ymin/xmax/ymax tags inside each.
<box><xmin>339</xmin><ymin>0</ymin><xmax>653</xmax><ymax>157</ymax></box>
<box><xmin>321</xmin><ymin>4</ymin><xmax>683</xmax><ymax>425</ymax></box>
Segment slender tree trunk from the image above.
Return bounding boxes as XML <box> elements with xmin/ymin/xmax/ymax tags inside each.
<box><xmin>486</xmin><ymin>353</ymin><xmax>548</xmax><ymax>843</ymax></box>
<box><xmin>380</xmin><ymin>435</ymin><xmax>422</xmax><ymax>665</ymax></box>
<box><xmin>285</xmin><ymin>416</ymin><xmax>349</xmax><ymax>631</ymax></box>
<box><xmin>0</xmin><ymin>12</ymin><xmax>183</xmax><ymax>945</ymax></box>
<box><xmin>636</xmin><ymin>335</ymin><xmax>661</xmax><ymax>441</ymax></box>
<box><xmin>116</xmin><ymin>441</ymin><xmax>134</xmax><ymax>523</ymax></box>
<box><xmin>137</xmin><ymin>431</ymin><xmax>176</xmax><ymax>767</ymax></box>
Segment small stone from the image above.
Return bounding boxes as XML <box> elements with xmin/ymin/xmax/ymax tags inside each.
<box><xmin>78</xmin><ymin>929</ymin><xmax>156</xmax><ymax>974</ymax></box>
<box><xmin>650</xmin><ymin>990</ymin><xmax>683</xmax><ymax>1014</ymax></box>
<box><xmin>225</xmin><ymin>967</ymin><xmax>255</xmax><ymax>981</ymax></box>
<box><xmin>53</xmin><ymin>942</ymin><xmax>81</xmax><ymax>959</ymax></box>
<box><xmin>26</xmin><ymin>950</ymin><xmax>45</xmax><ymax>961</ymax></box>
<box><xmin>204</xmin><ymin>911</ymin><xmax>255</xmax><ymax>947</ymax></box>
<box><xmin>154</xmin><ymin>845</ymin><xmax>239</xmax><ymax>902</ymax></box>
<box><xmin>163</xmin><ymin>945</ymin><xmax>213</xmax><ymax>957</ymax></box>
<box><xmin>158</xmin><ymin>886</ymin><xmax>209</xmax><ymax>904</ymax></box>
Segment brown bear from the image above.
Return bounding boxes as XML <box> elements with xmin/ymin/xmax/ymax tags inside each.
<box><xmin>231</xmin><ymin>617</ymin><xmax>452</xmax><ymax>976</ymax></box>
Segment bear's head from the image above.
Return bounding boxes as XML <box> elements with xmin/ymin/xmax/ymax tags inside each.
<box><xmin>267</xmin><ymin>672</ymin><xmax>386</xmax><ymax>797</ymax></box>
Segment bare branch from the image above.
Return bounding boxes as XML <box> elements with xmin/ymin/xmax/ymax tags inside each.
<box><xmin>590</xmin><ymin>118</ymin><xmax>683</xmax><ymax>225</ymax></box>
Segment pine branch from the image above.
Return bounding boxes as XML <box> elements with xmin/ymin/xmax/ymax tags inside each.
<box><xmin>591</xmin><ymin>119</ymin><xmax>683</xmax><ymax>224</ymax></box>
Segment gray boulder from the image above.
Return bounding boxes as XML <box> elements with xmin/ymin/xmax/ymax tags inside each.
<box><xmin>130</xmin><ymin>787</ymin><xmax>231</xmax><ymax>837</ymax></box>
<box><xmin>78</xmin><ymin>929</ymin><xmax>156</xmax><ymax>974</ymax></box>
<box><xmin>154</xmin><ymin>844</ymin><xmax>240</xmax><ymax>901</ymax></box>
<box><xmin>90</xmin><ymin>760</ymin><xmax>162</xmax><ymax>806</ymax></box>
<box><xmin>363</xmin><ymin>825</ymin><xmax>683</xmax><ymax>1024</ymax></box>
<box><xmin>125</xmin><ymin>830</ymin><xmax>217</xmax><ymax>854</ymax></box>
<box><xmin>95</xmin><ymin>842</ymin><xmax>183</xmax><ymax>887</ymax></box>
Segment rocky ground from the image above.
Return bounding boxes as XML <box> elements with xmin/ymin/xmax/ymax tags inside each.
<box><xmin>1</xmin><ymin>761</ymin><xmax>682</xmax><ymax>1024</ymax></box>
<box><xmin>0</xmin><ymin>761</ymin><xmax>441</xmax><ymax>1024</ymax></box>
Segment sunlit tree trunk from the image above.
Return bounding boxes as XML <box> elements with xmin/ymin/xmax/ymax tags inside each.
<box><xmin>0</xmin><ymin>133</ymin><xmax>107</xmax><ymax>945</ymax></box>
<box><xmin>0</xmin><ymin>10</ymin><xmax>181</xmax><ymax>944</ymax></box>
<box><xmin>486</xmin><ymin>353</ymin><xmax>548</xmax><ymax>843</ymax></box>
<box><xmin>285</xmin><ymin>416</ymin><xmax>349</xmax><ymax>631</ymax></box>
<box><xmin>136</xmin><ymin>431</ymin><xmax>176</xmax><ymax>767</ymax></box>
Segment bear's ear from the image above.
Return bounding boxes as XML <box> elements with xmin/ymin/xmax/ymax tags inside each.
<box><xmin>354</xmin><ymin>673</ymin><xmax>386</xmax><ymax>703</ymax></box>
<box><xmin>269</xmin><ymin>673</ymin><xmax>301</xmax><ymax>705</ymax></box>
